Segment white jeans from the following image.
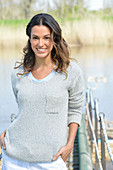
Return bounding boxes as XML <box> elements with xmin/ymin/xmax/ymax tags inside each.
<box><xmin>2</xmin><ymin>149</ymin><xmax>67</xmax><ymax>170</ymax></box>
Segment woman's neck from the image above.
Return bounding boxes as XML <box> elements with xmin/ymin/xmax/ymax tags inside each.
<box><xmin>31</xmin><ymin>57</ymin><xmax>55</xmax><ymax>80</ymax></box>
<box><xmin>33</xmin><ymin>56</ymin><xmax>54</xmax><ymax>70</ymax></box>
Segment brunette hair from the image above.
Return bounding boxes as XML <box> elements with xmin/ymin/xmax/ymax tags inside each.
<box><xmin>15</xmin><ymin>13</ymin><xmax>70</xmax><ymax>77</ymax></box>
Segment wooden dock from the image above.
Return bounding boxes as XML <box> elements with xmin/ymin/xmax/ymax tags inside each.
<box><xmin>0</xmin><ymin>114</ymin><xmax>113</xmax><ymax>170</ymax></box>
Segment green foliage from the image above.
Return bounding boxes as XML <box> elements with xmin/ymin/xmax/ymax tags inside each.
<box><xmin>74</xmin><ymin>5</ymin><xmax>80</xmax><ymax>12</ymax></box>
<box><xmin>102</xmin><ymin>15</ymin><xmax>113</xmax><ymax>21</ymax></box>
<box><xmin>56</xmin><ymin>17</ymin><xmax>82</xmax><ymax>23</ymax></box>
<box><xmin>103</xmin><ymin>8</ymin><xmax>112</xmax><ymax>14</ymax></box>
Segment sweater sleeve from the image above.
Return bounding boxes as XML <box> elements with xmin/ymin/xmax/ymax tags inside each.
<box><xmin>11</xmin><ymin>69</ymin><xmax>18</xmax><ymax>103</ymax></box>
<box><xmin>68</xmin><ymin>66</ymin><xmax>85</xmax><ymax>126</ymax></box>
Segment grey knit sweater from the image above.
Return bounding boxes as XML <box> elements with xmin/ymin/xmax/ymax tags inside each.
<box><xmin>4</xmin><ymin>61</ymin><xmax>84</xmax><ymax>162</ymax></box>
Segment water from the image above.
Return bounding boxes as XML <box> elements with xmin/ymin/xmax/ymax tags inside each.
<box><xmin>71</xmin><ymin>46</ymin><xmax>113</xmax><ymax>122</ymax></box>
<box><xmin>0</xmin><ymin>46</ymin><xmax>113</xmax><ymax>134</ymax></box>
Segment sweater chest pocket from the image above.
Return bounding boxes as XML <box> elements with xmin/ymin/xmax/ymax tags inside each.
<box><xmin>46</xmin><ymin>95</ymin><xmax>63</xmax><ymax>114</ymax></box>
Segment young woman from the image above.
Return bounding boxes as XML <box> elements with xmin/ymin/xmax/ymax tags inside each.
<box><xmin>0</xmin><ymin>13</ymin><xmax>84</xmax><ymax>170</ymax></box>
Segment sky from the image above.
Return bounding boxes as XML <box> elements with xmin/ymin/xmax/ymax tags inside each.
<box><xmin>84</xmin><ymin>0</ymin><xmax>104</xmax><ymax>11</ymax></box>
<box><xmin>43</xmin><ymin>0</ymin><xmax>113</xmax><ymax>11</ymax></box>
<box><xmin>14</xmin><ymin>0</ymin><xmax>113</xmax><ymax>12</ymax></box>
<box><xmin>48</xmin><ymin>0</ymin><xmax>105</xmax><ymax>11</ymax></box>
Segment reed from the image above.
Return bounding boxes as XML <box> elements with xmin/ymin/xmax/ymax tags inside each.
<box><xmin>0</xmin><ymin>25</ymin><xmax>27</xmax><ymax>48</ymax></box>
<box><xmin>0</xmin><ymin>18</ymin><xmax>113</xmax><ymax>48</ymax></box>
<box><xmin>61</xmin><ymin>18</ymin><xmax>113</xmax><ymax>46</ymax></box>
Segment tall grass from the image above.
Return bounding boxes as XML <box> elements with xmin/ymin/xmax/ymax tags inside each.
<box><xmin>0</xmin><ymin>19</ymin><xmax>28</xmax><ymax>48</ymax></box>
<box><xmin>61</xmin><ymin>18</ymin><xmax>113</xmax><ymax>46</ymax></box>
<box><xmin>0</xmin><ymin>19</ymin><xmax>29</xmax><ymax>27</ymax></box>
<box><xmin>0</xmin><ymin>18</ymin><xmax>113</xmax><ymax>48</ymax></box>
<box><xmin>0</xmin><ymin>26</ymin><xmax>27</xmax><ymax>48</ymax></box>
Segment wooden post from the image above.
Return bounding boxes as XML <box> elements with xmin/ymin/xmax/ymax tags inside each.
<box><xmin>89</xmin><ymin>101</ymin><xmax>93</xmax><ymax>153</ymax></box>
<box><xmin>86</xmin><ymin>91</ymin><xmax>91</xmax><ymax>139</ymax></box>
<box><xmin>100</xmin><ymin>118</ymin><xmax>106</xmax><ymax>170</ymax></box>
<box><xmin>94</xmin><ymin>99</ymin><xmax>99</xmax><ymax>170</ymax></box>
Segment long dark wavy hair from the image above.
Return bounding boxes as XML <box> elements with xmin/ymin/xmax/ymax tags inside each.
<box><xmin>15</xmin><ymin>13</ymin><xmax>71</xmax><ymax>77</ymax></box>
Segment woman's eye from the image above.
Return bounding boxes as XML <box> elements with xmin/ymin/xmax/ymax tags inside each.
<box><xmin>45</xmin><ymin>37</ymin><xmax>50</xmax><ymax>40</ymax></box>
<box><xmin>33</xmin><ymin>37</ymin><xmax>38</xmax><ymax>39</ymax></box>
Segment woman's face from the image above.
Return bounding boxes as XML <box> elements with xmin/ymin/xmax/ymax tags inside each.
<box><xmin>30</xmin><ymin>25</ymin><xmax>53</xmax><ymax>60</ymax></box>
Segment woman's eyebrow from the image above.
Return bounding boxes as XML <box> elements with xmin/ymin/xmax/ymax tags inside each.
<box><xmin>44</xmin><ymin>34</ymin><xmax>51</xmax><ymax>36</ymax></box>
<box><xmin>31</xmin><ymin>34</ymin><xmax>51</xmax><ymax>37</ymax></box>
<box><xmin>31</xmin><ymin>34</ymin><xmax>38</xmax><ymax>37</ymax></box>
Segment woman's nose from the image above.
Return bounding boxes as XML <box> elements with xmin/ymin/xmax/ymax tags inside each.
<box><xmin>38</xmin><ymin>39</ymin><xmax>44</xmax><ymax>47</ymax></box>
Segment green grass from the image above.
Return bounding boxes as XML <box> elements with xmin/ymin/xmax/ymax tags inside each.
<box><xmin>0</xmin><ymin>19</ymin><xmax>29</xmax><ymax>28</ymax></box>
<box><xmin>0</xmin><ymin>17</ymin><xmax>83</xmax><ymax>29</ymax></box>
<box><xmin>1</xmin><ymin>14</ymin><xmax>113</xmax><ymax>28</ymax></box>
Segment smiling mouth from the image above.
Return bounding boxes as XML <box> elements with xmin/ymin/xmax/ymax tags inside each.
<box><xmin>36</xmin><ymin>48</ymin><xmax>47</xmax><ymax>52</ymax></box>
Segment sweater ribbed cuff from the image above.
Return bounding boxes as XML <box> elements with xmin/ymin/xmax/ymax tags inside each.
<box><xmin>68</xmin><ymin>113</ymin><xmax>82</xmax><ymax>126</ymax></box>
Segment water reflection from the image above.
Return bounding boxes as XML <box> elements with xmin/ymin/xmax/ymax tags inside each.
<box><xmin>0</xmin><ymin>46</ymin><xmax>113</xmax><ymax>133</ymax></box>
<box><xmin>70</xmin><ymin>46</ymin><xmax>113</xmax><ymax>122</ymax></box>
<box><xmin>0</xmin><ymin>48</ymin><xmax>21</xmax><ymax>133</ymax></box>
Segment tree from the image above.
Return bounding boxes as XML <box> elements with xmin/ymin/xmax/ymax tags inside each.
<box><xmin>20</xmin><ymin>0</ymin><xmax>36</xmax><ymax>19</ymax></box>
<box><xmin>76</xmin><ymin>0</ymin><xmax>84</xmax><ymax>16</ymax></box>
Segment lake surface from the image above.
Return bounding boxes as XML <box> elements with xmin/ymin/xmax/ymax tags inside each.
<box><xmin>0</xmin><ymin>46</ymin><xmax>113</xmax><ymax>133</ymax></box>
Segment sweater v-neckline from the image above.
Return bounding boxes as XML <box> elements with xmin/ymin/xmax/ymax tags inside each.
<box><xmin>28</xmin><ymin>70</ymin><xmax>56</xmax><ymax>83</ymax></box>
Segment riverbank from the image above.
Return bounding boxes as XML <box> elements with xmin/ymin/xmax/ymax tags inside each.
<box><xmin>0</xmin><ymin>18</ymin><xmax>113</xmax><ymax>48</ymax></box>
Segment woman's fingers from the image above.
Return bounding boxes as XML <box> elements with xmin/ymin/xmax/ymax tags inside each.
<box><xmin>53</xmin><ymin>144</ymin><xmax>73</xmax><ymax>162</ymax></box>
<box><xmin>2</xmin><ymin>138</ymin><xmax>6</xmax><ymax>150</ymax></box>
<box><xmin>0</xmin><ymin>130</ymin><xmax>6</xmax><ymax>149</ymax></box>
<box><xmin>3</xmin><ymin>130</ymin><xmax>6</xmax><ymax>149</ymax></box>
<box><xmin>61</xmin><ymin>151</ymin><xmax>70</xmax><ymax>162</ymax></box>
<box><xmin>52</xmin><ymin>148</ymin><xmax>62</xmax><ymax>161</ymax></box>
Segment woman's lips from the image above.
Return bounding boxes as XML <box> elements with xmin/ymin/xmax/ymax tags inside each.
<box><xmin>36</xmin><ymin>48</ymin><xmax>47</xmax><ymax>53</ymax></box>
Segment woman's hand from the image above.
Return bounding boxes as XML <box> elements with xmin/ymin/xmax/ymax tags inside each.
<box><xmin>0</xmin><ymin>130</ymin><xmax>6</xmax><ymax>150</ymax></box>
<box><xmin>53</xmin><ymin>123</ymin><xmax>79</xmax><ymax>163</ymax></box>
<box><xmin>52</xmin><ymin>143</ymin><xmax>73</xmax><ymax>162</ymax></box>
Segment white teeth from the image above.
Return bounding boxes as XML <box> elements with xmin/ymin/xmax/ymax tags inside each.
<box><xmin>37</xmin><ymin>49</ymin><xmax>46</xmax><ymax>51</ymax></box>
